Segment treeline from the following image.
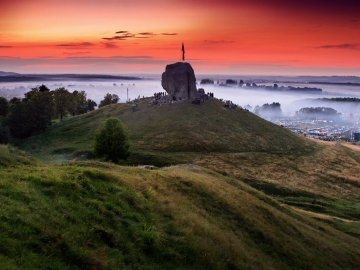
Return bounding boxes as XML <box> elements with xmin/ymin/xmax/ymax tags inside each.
<box><xmin>296</xmin><ymin>107</ymin><xmax>339</xmax><ymax>116</ymax></box>
<box><xmin>318</xmin><ymin>97</ymin><xmax>360</xmax><ymax>103</ymax></box>
<box><xmin>0</xmin><ymin>85</ymin><xmax>120</xmax><ymax>142</ymax></box>
<box><xmin>254</xmin><ymin>102</ymin><xmax>282</xmax><ymax>115</ymax></box>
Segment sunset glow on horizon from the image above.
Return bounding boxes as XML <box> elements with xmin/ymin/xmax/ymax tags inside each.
<box><xmin>1</xmin><ymin>0</ymin><xmax>360</xmax><ymax>75</ymax></box>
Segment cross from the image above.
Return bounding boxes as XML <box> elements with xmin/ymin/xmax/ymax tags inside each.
<box><xmin>182</xmin><ymin>42</ymin><xmax>185</xmax><ymax>61</ymax></box>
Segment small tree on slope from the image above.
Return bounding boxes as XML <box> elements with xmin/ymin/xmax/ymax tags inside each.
<box><xmin>94</xmin><ymin>118</ymin><xmax>130</xmax><ymax>162</ymax></box>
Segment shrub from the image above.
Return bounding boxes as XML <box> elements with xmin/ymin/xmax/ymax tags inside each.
<box><xmin>0</xmin><ymin>120</ymin><xmax>9</xmax><ymax>144</ymax></box>
<box><xmin>94</xmin><ymin>118</ymin><xmax>130</xmax><ymax>162</ymax></box>
<box><xmin>99</xmin><ymin>93</ymin><xmax>119</xmax><ymax>108</ymax></box>
<box><xmin>0</xmin><ymin>97</ymin><xmax>8</xmax><ymax>116</ymax></box>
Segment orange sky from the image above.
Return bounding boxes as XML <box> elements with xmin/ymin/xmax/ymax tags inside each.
<box><xmin>0</xmin><ymin>0</ymin><xmax>359</xmax><ymax>75</ymax></box>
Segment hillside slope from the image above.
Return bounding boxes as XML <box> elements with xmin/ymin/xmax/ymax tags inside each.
<box><xmin>18</xmin><ymin>98</ymin><xmax>360</xmax><ymax>219</ymax></box>
<box><xmin>20</xmin><ymin>99</ymin><xmax>315</xmax><ymax>162</ymax></box>
<box><xmin>0</xmin><ymin>145</ymin><xmax>34</xmax><ymax>167</ymax></box>
<box><xmin>0</xmin><ymin>156</ymin><xmax>359</xmax><ymax>269</ymax></box>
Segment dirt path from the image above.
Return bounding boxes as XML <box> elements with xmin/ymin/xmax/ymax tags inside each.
<box><xmin>343</xmin><ymin>143</ymin><xmax>360</xmax><ymax>152</ymax></box>
<box><xmin>292</xmin><ymin>206</ymin><xmax>357</xmax><ymax>223</ymax></box>
<box><xmin>308</xmin><ymin>138</ymin><xmax>360</xmax><ymax>152</ymax></box>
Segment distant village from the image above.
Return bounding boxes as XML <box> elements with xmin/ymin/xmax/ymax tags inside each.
<box><xmin>253</xmin><ymin>104</ymin><xmax>360</xmax><ymax>143</ymax></box>
<box><xmin>200</xmin><ymin>78</ymin><xmax>323</xmax><ymax>92</ymax></box>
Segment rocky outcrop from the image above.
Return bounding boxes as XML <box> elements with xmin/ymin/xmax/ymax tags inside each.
<box><xmin>161</xmin><ymin>62</ymin><xmax>198</xmax><ymax>101</ymax></box>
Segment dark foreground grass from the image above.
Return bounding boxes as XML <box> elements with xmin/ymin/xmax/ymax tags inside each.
<box><xmin>0</xmin><ymin>157</ymin><xmax>359</xmax><ymax>269</ymax></box>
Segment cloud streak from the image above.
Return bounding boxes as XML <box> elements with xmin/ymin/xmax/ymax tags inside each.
<box><xmin>102</xmin><ymin>32</ymin><xmax>136</xmax><ymax>41</ymax></box>
<box><xmin>161</xmin><ymin>33</ymin><xmax>178</xmax><ymax>36</ymax></box>
<box><xmin>56</xmin><ymin>42</ymin><xmax>94</xmax><ymax>47</ymax></box>
<box><xmin>102</xmin><ymin>30</ymin><xmax>178</xmax><ymax>41</ymax></box>
<box><xmin>203</xmin><ymin>40</ymin><xmax>234</xmax><ymax>45</ymax></box>
<box><xmin>138</xmin><ymin>32</ymin><xmax>156</xmax><ymax>36</ymax></box>
<box><xmin>316</xmin><ymin>43</ymin><xmax>360</xmax><ymax>50</ymax></box>
<box><xmin>102</xmin><ymin>42</ymin><xmax>118</xmax><ymax>49</ymax></box>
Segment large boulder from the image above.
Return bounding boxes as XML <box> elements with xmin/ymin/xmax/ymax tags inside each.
<box><xmin>161</xmin><ymin>62</ymin><xmax>198</xmax><ymax>100</ymax></box>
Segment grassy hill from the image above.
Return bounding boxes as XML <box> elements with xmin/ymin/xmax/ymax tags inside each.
<box><xmin>2</xmin><ymin>99</ymin><xmax>359</xmax><ymax>269</ymax></box>
<box><xmin>19</xmin><ymin>99</ymin><xmax>315</xmax><ymax>163</ymax></box>
<box><xmin>0</xmin><ymin>149</ymin><xmax>359</xmax><ymax>269</ymax></box>
<box><xmin>19</xmin><ymin>98</ymin><xmax>360</xmax><ymax>207</ymax></box>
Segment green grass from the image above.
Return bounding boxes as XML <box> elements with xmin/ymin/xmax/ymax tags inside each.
<box><xmin>195</xmin><ymin>147</ymin><xmax>360</xmax><ymax>201</ymax></box>
<box><xmin>16</xmin><ymin>98</ymin><xmax>360</xmax><ymax>223</ymax></box>
<box><xmin>242</xmin><ymin>178</ymin><xmax>360</xmax><ymax>220</ymax></box>
<box><xmin>2</xmin><ymin>99</ymin><xmax>360</xmax><ymax>269</ymax></box>
<box><xmin>18</xmin><ymin>99</ymin><xmax>316</xmax><ymax>162</ymax></box>
<box><xmin>0</xmin><ymin>159</ymin><xmax>359</xmax><ymax>269</ymax></box>
<box><xmin>0</xmin><ymin>145</ymin><xmax>34</xmax><ymax>167</ymax></box>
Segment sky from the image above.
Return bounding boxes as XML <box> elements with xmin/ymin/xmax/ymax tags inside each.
<box><xmin>0</xmin><ymin>0</ymin><xmax>360</xmax><ymax>75</ymax></box>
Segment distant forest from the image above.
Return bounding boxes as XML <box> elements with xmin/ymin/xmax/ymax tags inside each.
<box><xmin>317</xmin><ymin>97</ymin><xmax>360</xmax><ymax>103</ymax></box>
<box><xmin>296</xmin><ymin>107</ymin><xmax>339</xmax><ymax>117</ymax></box>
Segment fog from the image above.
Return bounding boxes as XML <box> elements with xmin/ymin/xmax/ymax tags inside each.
<box><xmin>1</xmin><ymin>78</ymin><xmax>360</xmax><ymax>120</ymax></box>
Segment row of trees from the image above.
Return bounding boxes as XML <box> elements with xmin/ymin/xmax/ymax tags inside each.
<box><xmin>0</xmin><ymin>86</ymin><xmax>130</xmax><ymax>163</ymax></box>
<box><xmin>254</xmin><ymin>102</ymin><xmax>282</xmax><ymax>115</ymax></box>
<box><xmin>0</xmin><ymin>85</ymin><xmax>122</xmax><ymax>142</ymax></box>
<box><xmin>0</xmin><ymin>85</ymin><xmax>99</xmax><ymax>140</ymax></box>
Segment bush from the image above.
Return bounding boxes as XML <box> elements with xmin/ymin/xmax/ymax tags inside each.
<box><xmin>94</xmin><ymin>118</ymin><xmax>130</xmax><ymax>162</ymax></box>
<box><xmin>99</xmin><ymin>93</ymin><xmax>119</xmax><ymax>108</ymax></box>
<box><xmin>0</xmin><ymin>120</ymin><xmax>9</xmax><ymax>144</ymax></box>
<box><xmin>0</xmin><ymin>97</ymin><xmax>8</xmax><ymax>116</ymax></box>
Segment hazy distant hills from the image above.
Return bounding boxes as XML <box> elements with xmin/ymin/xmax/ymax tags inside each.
<box><xmin>0</xmin><ymin>71</ymin><xmax>141</xmax><ymax>82</ymax></box>
<box><xmin>1</xmin><ymin>70</ymin><xmax>360</xmax><ymax>84</ymax></box>
<box><xmin>197</xmin><ymin>74</ymin><xmax>360</xmax><ymax>85</ymax></box>
<box><xmin>273</xmin><ymin>75</ymin><xmax>360</xmax><ymax>84</ymax></box>
<box><xmin>0</xmin><ymin>71</ymin><xmax>20</xmax><ymax>77</ymax></box>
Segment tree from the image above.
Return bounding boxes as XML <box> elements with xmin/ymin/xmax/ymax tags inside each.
<box><xmin>7</xmin><ymin>86</ymin><xmax>54</xmax><ymax>138</ymax></box>
<box><xmin>86</xmin><ymin>99</ymin><xmax>97</xmax><ymax>111</ymax></box>
<box><xmin>24</xmin><ymin>85</ymin><xmax>53</xmax><ymax>130</ymax></box>
<box><xmin>0</xmin><ymin>120</ymin><xmax>9</xmax><ymax>144</ymax></box>
<box><xmin>94</xmin><ymin>118</ymin><xmax>130</xmax><ymax>162</ymax></box>
<box><xmin>53</xmin><ymin>88</ymin><xmax>72</xmax><ymax>121</ymax></box>
<box><xmin>9</xmin><ymin>97</ymin><xmax>21</xmax><ymax>105</ymax></box>
<box><xmin>0</xmin><ymin>97</ymin><xmax>8</xmax><ymax>116</ymax></box>
<box><xmin>7</xmin><ymin>100</ymin><xmax>34</xmax><ymax>138</ymax></box>
<box><xmin>69</xmin><ymin>90</ymin><xmax>87</xmax><ymax>115</ymax></box>
<box><xmin>99</xmin><ymin>93</ymin><xmax>119</xmax><ymax>108</ymax></box>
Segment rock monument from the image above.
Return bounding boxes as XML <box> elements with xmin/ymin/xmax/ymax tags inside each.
<box><xmin>161</xmin><ymin>62</ymin><xmax>198</xmax><ymax>101</ymax></box>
